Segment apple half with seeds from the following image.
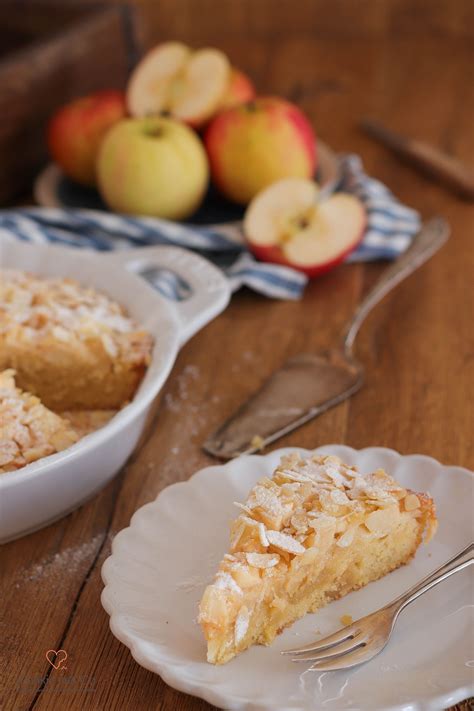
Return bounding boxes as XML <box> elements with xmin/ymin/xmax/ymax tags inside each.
<box><xmin>244</xmin><ymin>178</ymin><xmax>366</xmax><ymax>278</ymax></box>
<box><xmin>127</xmin><ymin>41</ymin><xmax>230</xmax><ymax>128</ymax></box>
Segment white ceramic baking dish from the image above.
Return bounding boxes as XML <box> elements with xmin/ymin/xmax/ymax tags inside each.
<box><xmin>0</xmin><ymin>239</ymin><xmax>231</xmax><ymax>543</ymax></box>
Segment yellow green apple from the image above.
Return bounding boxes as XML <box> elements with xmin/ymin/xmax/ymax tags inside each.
<box><xmin>97</xmin><ymin>116</ymin><xmax>209</xmax><ymax>220</ymax></box>
<box><xmin>204</xmin><ymin>97</ymin><xmax>317</xmax><ymax>205</ymax></box>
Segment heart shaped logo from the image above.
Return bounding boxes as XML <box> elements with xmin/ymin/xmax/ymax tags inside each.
<box><xmin>45</xmin><ymin>649</ymin><xmax>67</xmax><ymax>670</ymax></box>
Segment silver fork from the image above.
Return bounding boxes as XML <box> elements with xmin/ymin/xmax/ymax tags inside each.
<box><xmin>281</xmin><ymin>542</ymin><xmax>473</xmax><ymax>671</ymax></box>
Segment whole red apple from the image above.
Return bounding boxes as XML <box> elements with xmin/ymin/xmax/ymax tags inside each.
<box><xmin>97</xmin><ymin>117</ymin><xmax>209</xmax><ymax>220</ymax></box>
<box><xmin>219</xmin><ymin>68</ymin><xmax>256</xmax><ymax>110</ymax></box>
<box><xmin>204</xmin><ymin>97</ymin><xmax>317</xmax><ymax>205</ymax></box>
<box><xmin>47</xmin><ymin>90</ymin><xmax>127</xmax><ymax>187</ymax></box>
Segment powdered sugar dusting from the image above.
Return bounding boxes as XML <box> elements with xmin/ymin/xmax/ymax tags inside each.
<box><xmin>234</xmin><ymin>605</ymin><xmax>249</xmax><ymax>645</ymax></box>
<box><xmin>15</xmin><ymin>534</ymin><xmax>106</xmax><ymax>588</ymax></box>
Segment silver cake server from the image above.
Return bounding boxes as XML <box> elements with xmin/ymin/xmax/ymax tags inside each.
<box><xmin>203</xmin><ymin>217</ymin><xmax>449</xmax><ymax>459</ymax></box>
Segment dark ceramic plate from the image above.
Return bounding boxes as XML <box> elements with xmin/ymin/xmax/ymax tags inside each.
<box><xmin>34</xmin><ymin>141</ymin><xmax>341</xmax><ymax>225</ymax></box>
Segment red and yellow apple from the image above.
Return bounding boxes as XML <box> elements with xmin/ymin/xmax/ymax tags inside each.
<box><xmin>127</xmin><ymin>41</ymin><xmax>230</xmax><ymax>129</ymax></box>
<box><xmin>97</xmin><ymin>116</ymin><xmax>209</xmax><ymax>220</ymax></box>
<box><xmin>47</xmin><ymin>90</ymin><xmax>126</xmax><ymax>187</ymax></box>
<box><xmin>204</xmin><ymin>97</ymin><xmax>317</xmax><ymax>205</ymax></box>
<box><xmin>244</xmin><ymin>178</ymin><xmax>366</xmax><ymax>277</ymax></box>
<box><xmin>219</xmin><ymin>68</ymin><xmax>255</xmax><ymax>110</ymax></box>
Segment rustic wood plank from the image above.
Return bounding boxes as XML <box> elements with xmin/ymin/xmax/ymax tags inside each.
<box><xmin>78</xmin><ymin>0</ymin><xmax>474</xmax><ymax>43</ymax></box>
<box><xmin>0</xmin><ymin>3</ymin><xmax>137</xmax><ymax>203</ymax></box>
<box><xmin>0</xmin><ymin>3</ymin><xmax>472</xmax><ymax>710</ymax></box>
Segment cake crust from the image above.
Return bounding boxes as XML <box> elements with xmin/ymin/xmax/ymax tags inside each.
<box><xmin>198</xmin><ymin>453</ymin><xmax>437</xmax><ymax>664</ymax></box>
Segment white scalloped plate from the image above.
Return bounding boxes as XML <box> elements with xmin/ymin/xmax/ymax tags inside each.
<box><xmin>101</xmin><ymin>446</ymin><xmax>474</xmax><ymax>711</ymax></box>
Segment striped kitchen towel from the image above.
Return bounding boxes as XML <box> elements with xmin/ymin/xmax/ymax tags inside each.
<box><xmin>0</xmin><ymin>155</ymin><xmax>420</xmax><ymax>300</ymax></box>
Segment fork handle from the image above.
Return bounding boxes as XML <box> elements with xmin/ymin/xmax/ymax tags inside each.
<box><xmin>390</xmin><ymin>542</ymin><xmax>474</xmax><ymax>616</ymax></box>
<box><xmin>342</xmin><ymin>217</ymin><xmax>449</xmax><ymax>354</ymax></box>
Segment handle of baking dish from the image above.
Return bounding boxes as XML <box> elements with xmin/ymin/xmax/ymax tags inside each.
<box><xmin>107</xmin><ymin>246</ymin><xmax>231</xmax><ymax>345</ymax></box>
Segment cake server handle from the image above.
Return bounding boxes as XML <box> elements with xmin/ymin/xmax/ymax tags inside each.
<box><xmin>342</xmin><ymin>217</ymin><xmax>449</xmax><ymax>355</ymax></box>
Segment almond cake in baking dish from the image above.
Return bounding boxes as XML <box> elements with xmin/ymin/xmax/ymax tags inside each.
<box><xmin>0</xmin><ymin>269</ymin><xmax>153</xmax><ymax>411</ymax></box>
<box><xmin>198</xmin><ymin>452</ymin><xmax>437</xmax><ymax>664</ymax></box>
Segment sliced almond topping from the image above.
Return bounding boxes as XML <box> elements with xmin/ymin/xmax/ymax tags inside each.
<box><xmin>240</xmin><ymin>515</ymin><xmax>259</xmax><ymax>527</ymax></box>
<box><xmin>233</xmin><ymin>501</ymin><xmax>254</xmax><ymax>516</ymax></box>
<box><xmin>214</xmin><ymin>571</ymin><xmax>242</xmax><ymax>595</ymax></box>
<box><xmin>246</xmin><ymin>484</ymin><xmax>289</xmax><ymax>529</ymax></box>
<box><xmin>258</xmin><ymin>522</ymin><xmax>269</xmax><ymax>547</ymax></box>
<box><xmin>231</xmin><ymin>564</ymin><xmax>261</xmax><ymax>589</ymax></box>
<box><xmin>277</xmin><ymin>469</ymin><xmax>313</xmax><ymax>484</ymax></box>
<box><xmin>230</xmin><ymin>519</ymin><xmax>246</xmax><ymax>550</ymax></box>
<box><xmin>323</xmin><ymin>465</ymin><xmax>349</xmax><ymax>488</ymax></box>
<box><xmin>245</xmin><ymin>552</ymin><xmax>280</xmax><ymax>568</ymax></box>
<box><xmin>365</xmin><ymin>504</ymin><xmax>400</xmax><ymax>536</ymax></box>
<box><xmin>404</xmin><ymin>493</ymin><xmax>420</xmax><ymax>511</ymax></box>
<box><xmin>266</xmin><ymin>529</ymin><xmax>305</xmax><ymax>555</ymax></box>
<box><xmin>391</xmin><ymin>488</ymin><xmax>407</xmax><ymax>500</ymax></box>
<box><xmin>308</xmin><ymin>512</ymin><xmax>337</xmax><ymax>533</ymax></box>
<box><xmin>290</xmin><ymin>510</ymin><xmax>309</xmax><ymax>532</ymax></box>
<box><xmin>336</xmin><ymin>525</ymin><xmax>357</xmax><ymax>548</ymax></box>
<box><xmin>321</xmin><ymin>455</ymin><xmax>342</xmax><ymax>467</ymax></box>
<box><xmin>330</xmin><ymin>488</ymin><xmax>350</xmax><ymax>505</ymax></box>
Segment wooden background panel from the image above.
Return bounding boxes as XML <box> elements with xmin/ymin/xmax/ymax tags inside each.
<box><xmin>74</xmin><ymin>0</ymin><xmax>474</xmax><ymax>42</ymax></box>
<box><xmin>0</xmin><ymin>3</ymin><xmax>136</xmax><ymax>202</ymax></box>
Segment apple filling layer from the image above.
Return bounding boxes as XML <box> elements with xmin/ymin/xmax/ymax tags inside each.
<box><xmin>198</xmin><ymin>453</ymin><xmax>437</xmax><ymax>664</ymax></box>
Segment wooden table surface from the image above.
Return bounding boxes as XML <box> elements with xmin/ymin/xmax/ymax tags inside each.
<box><xmin>1</xmin><ymin>1</ymin><xmax>473</xmax><ymax>709</ymax></box>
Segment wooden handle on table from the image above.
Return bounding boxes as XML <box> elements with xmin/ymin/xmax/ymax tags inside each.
<box><xmin>360</xmin><ymin>118</ymin><xmax>474</xmax><ymax>201</ymax></box>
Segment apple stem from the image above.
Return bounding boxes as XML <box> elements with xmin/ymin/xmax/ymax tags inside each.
<box><xmin>296</xmin><ymin>217</ymin><xmax>310</xmax><ymax>229</ymax></box>
<box><xmin>145</xmin><ymin>126</ymin><xmax>164</xmax><ymax>138</ymax></box>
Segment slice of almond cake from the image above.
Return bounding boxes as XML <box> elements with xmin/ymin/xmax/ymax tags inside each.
<box><xmin>198</xmin><ymin>452</ymin><xmax>437</xmax><ymax>664</ymax></box>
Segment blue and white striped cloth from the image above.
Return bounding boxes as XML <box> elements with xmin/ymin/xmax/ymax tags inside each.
<box><xmin>0</xmin><ymin>155</ymin><xmax>420</xmax><ymax>300</ymax></box>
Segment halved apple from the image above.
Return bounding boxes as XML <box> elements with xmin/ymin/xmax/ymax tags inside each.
<box><xmin>127</xmin><ymin>41</ymin><xmax>230</xmax><ymax>127</ymax></box>
<box><xmin>244</xmin><ymin>178</ymin><xmax>366</xmax><ymax>278</ymax></box>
